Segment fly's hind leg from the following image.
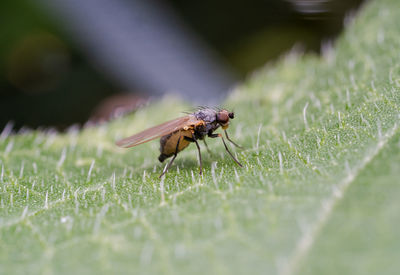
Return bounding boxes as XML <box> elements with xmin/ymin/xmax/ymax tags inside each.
<box><xmin>184</xmin><ymin>134</ymin><xmax>203</xmax><ymax>175</ymax></box>
<box><xmin>159</xmin><ymin>136</ymin><xmax>181</xmax><ymax>178</ymax></box>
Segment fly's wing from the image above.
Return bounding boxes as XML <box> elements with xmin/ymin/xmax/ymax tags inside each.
<box><xmin>116</xmin><ymin>115</ymin><xmax>199</xmax><ymax>148</ymax></box>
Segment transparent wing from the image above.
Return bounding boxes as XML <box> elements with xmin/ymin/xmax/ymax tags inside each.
<box><xmin>116</xmin><ymin>115</ymin><xmax>199</xmax><ymax>148</ymax></box>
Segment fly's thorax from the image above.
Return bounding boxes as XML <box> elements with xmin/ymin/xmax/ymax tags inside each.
<box><xmin>194</xmin><ymin>108</ymin><xmax>217</xmax><ymax>123</ymax></box>
<box><xmin>193</xmin><ymin>121</ymin><xmax>219</xmax><ymax>139</ymax></box>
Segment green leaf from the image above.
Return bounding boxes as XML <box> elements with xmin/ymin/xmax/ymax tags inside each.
<box><xmin>1</xmin><ymin>0</ymin><xmax>400</xmax><ymax>274</ymax></box>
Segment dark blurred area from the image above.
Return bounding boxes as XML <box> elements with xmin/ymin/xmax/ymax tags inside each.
<box><xmin>0</xmin><ymin>0</ymin><xmax>364</xmax><ymax>131</ymax></box>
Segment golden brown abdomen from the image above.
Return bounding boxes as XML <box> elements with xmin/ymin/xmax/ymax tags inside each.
<box><xmin>158</xmin><ymin>130</ymin><xmax>193</xmax><ymax>162</ymax></box>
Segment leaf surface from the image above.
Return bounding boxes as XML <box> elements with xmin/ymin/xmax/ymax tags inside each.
<box><xmin>1</xmin><ymin>0</ymin><xmax>400</xmax><ymax>274</ymax></box>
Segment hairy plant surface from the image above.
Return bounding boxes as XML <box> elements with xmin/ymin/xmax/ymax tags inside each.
<box><xmin>1</xmin><ymin>0</ymin><xmax>400</xmax><ymax>274</ymax></box>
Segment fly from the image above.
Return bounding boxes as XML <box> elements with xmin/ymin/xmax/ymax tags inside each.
<box><xmin>116</xmin><ymin>107</ymin><xmax>243</xmax><ymax>177</ymax></box>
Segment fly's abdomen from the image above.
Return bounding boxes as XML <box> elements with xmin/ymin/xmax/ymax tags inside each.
<box><xmin>158</xmin><ymin>130</ymin><xmax>192</xmax><ymax>162</ymax></box>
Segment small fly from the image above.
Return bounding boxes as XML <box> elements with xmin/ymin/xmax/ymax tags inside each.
<box><xmin>116</xmin><ymin>107</ymin><xmax>243</xmax><ymax>177</ymax></box>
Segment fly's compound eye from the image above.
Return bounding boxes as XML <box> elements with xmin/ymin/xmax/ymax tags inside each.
<box><xmin>228</xmin><ymin>112</ymin><xmax>234</xmax><ymax>119</ymax></box>
<box><xmin>217</xmin><ymin>112</ymin><xmax>229</xmax><ymax>124</ymax></box>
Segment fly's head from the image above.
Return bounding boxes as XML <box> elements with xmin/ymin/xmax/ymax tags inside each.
<box><xmin>216</xmin><ymin>109</ymin><xmax>234</xmax><ymax>130</ymax></box>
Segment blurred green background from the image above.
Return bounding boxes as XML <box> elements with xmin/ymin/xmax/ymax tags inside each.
<box><xmin>0</xmin><ymin>0</ymin><xmax>363</xmax><ymax>130</ymax></box>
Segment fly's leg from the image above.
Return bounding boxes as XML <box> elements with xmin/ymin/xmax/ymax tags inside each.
<box><xmin>159</xmin><ymin>136</ymin><xmax>181</xmax><ymax>178</ymax></box>
<box><xmin>224</xmin><ymin>130</ymin><xmax>243</xmax><ymax>149</ymax></box>
<box><xmin>184</xmin><ymin>134</ymin><xmax>203</xmax><ymax>175</ymax></box>
<box><xmin>194</xmin><ymin>137</ymin><xmax>203</xmax><ymax>175</ymax></box>
<box><xmin>209</xmin><ymin>133</ymin><xmax>243</xmax><ymax>167</ymax></box>
<box><xmin>203</xmin><ymin>139</ymin><xmax>213</xmax><ymax>156</ymax></box>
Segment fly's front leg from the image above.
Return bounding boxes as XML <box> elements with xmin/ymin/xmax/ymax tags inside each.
<box><xmin>224</xmin><ymin>130</ymin><xmax>243</xmax><ymax>149</ymax></box>
<box><xmin>159</xmin><ymin>136</ymin><xmax>181</xmax><ymax>178</ymax></box>
<box><xmin>184</xmin><ymin>134</ymin><xmax>203</xmax><ymax>175</ymax></box>
<box><xmin>208</xmin><ymin>133</ymin><xmax>243</xmax><ymax>167</ymax></box>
